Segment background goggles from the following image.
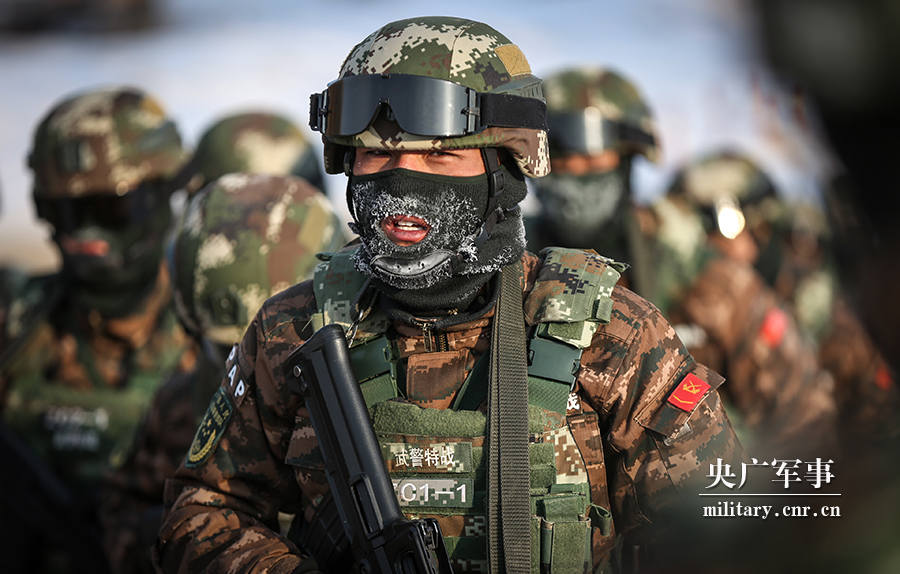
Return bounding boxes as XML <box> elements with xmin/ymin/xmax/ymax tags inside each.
<box><xmin>35</xmin><ymin>182</ymin><xmax>162</xmax><ymax>232</ymax></box>
<box><xmin>310</xmin><ymin>73</ymin><xmax>547</xmax><ymax>137</ymax></box>
<box><xmin>547</xmin><ymin>108</ymin><xmax>655</xmax><ymax>155</ymax></box>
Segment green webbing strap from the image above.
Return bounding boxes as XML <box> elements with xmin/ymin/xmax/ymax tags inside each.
<box><xmin>451</xmin><ymin>350</ymin><xmax>490</xmax><ymax>411</ymax></box>
<box><xmin>348</xmin><ymin>335</ymin><xmax>399</xmax><ymax>408</ymax></box>
<box><xmin>527</xmin><ymin>336</ymin><xmax>583</xmax><ymax>415</ymax></box>
<box><xmin>486</xmin><ymin>262</ymin><xmax>530</xmax><ymax>574</ymax></box>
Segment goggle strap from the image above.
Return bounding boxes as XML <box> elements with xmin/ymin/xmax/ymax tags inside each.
<box><xmin>479</xmin><ymin>92</ymin><xmax>548</xmax><ymax>131</ymax></box>
<box><xmin>617</xmin><ymin>123</ymin><xmax>656</xmax><ymax>148</ymax></box>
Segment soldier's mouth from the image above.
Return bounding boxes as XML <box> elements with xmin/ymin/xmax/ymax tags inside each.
<box><xmin>381</xmin><ymin>214</ymin><xmax>431</xmax><ymax>246</ymax></box>
<box><xmin>59</xmin><ymin>236</ymin><xmax>110</xmax><ymax>257</ymax></box>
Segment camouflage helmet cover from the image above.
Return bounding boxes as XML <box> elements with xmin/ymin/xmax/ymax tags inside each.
<box><xmin>322</xmin><ymin>16</ymin><xmax>550</xmax><ymax>177</ymax></box>
<box><xmin>169</xmin><ymin>173</ymin><xmax>344</xmax><ymax>345</ymax></box>
<box><xmin>29</xmin><ymin>86</ymin><xmax>187</xmax><ymax>199</ymax></box>
<box><xmin>193</xmin><ymin>111</ymin><xmax>315</xmax><ymax>186</ymax></box>
<box><xmin>544</xmin><ymin>67</ymin><xmax>660</xmax><ymax>162</ymax></box>
<box><xmin>670</xmin><ymin>150</ymin><xmax>782</xmax><ymax>235</ymax></box>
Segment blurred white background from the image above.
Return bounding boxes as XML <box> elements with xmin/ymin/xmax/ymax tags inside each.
<box><xmin>0</xmin><ymin>0</ymin><xmax>834</xmax><ymax>273</ymax></box>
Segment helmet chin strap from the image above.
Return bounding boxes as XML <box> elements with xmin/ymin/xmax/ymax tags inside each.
<box><xmin>446</xmin><ymin>147</ymin><xmax>511</xmax><ymax>272</ymax></box>
<box><xmin>467</xmin><ymin>147</ymin><xmax>507</xmax><ymax>256</ymax></box>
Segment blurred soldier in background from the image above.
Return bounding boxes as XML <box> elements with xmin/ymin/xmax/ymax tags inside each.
<box><xmin>527</xmin><ymin>66</ymin><xmax>681</xmax><ymax>310</ymax></box>
<box><xmin>100</xmin><ymin>173</ymin><xmax>348</xmax><ymax>574</ymax></box>
<box><xmin>755</xmin><ymin>199</ymin><xmax>898</xmax><ymax>456</ymax></box>
<box><xmin>0</xmin><ymin>0</ymin><xmax>159</xmax><ymax>33</ymax></box>
<box><xmin>0</xmin><ymin>86</ymin><xmax>196</xmax><ymax>574</ymax></box>
<box><xmin>190</xmin><ymin>110</ymin><xmax>327</xmax><ymax>195</ymax></box>
<box><xmin>655</xmin><ymin>150</ymin><xmax>838</xmax><ymax>458</ymax></box>
<box><xmin>754</xmin><ymin>0</ymin><xmax>900</xmax><ymax>376</ymax></box>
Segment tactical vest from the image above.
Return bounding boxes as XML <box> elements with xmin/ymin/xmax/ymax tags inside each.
<box><xmin>291</xmin><ymin>247</ymin><xmax>625</xmax><ymax>573</ymax></box>
<box><xmin>2</xmin><ymin>297</ymin><xmax>190</xmax><ymax>495</ymax></box>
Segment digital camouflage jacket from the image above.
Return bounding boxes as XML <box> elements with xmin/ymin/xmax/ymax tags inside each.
<box><xmin>157</xmin><ymin>249</ymin><xmax>745</xmax><ymax>574</ymax></box>
<box><xmin>666</xmin><ymin>256</ymin><xmax>839</xmax><ymax>460</ymax></box>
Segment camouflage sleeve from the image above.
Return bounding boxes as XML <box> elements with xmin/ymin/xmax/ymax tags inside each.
<box><xmin>155</xmin><ymin>281</ymin><xmax>319</xmax><ymax>574</ymax></box>
<box><xmin>577</xmin><ymin>286</ymin><xmax>746</xmax><ymax>540</ymax></box>
<box><xmin>671</xmin><ymin>257</ymin><xmax>838</xmax><ymax>458</ymax></box>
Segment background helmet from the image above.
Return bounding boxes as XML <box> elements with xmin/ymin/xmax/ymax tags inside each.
<box><xmin>168</xmin><ymin>173</ymin><xmax>346</xmax><ymax>345</ymax></box>
<box><xmin>667</xmin><ymin>150</ymin><xmax>782</xmax><ymax>239</ymax></box>
<box><xmin>543</xmin><ymin>67</ymin><xmax>660</xmax><ymax>162</ymax></box>
<box><xmin>312</xmin><ymin>16</ymin><xmax>550</xmax><ymax>178</ymax></box>
<box><xmin>29</xmin><ymin>86</ymin><xmax>186</xmax><ymax>201</ymax></box>
<box><xmin>192</xmin><ymin>110</ymin><xmax>324</xmax><ymax>193</ymax></box>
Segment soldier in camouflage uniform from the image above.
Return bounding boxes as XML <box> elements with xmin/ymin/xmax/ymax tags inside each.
<box><xmin>156</xmin><ymin>17</ymin><xmax>745</xmax><ymax>574</ymax></box>
<box><xmin>655</xmin><ymin>150</ymin><xmax>838</xmax><ymax>458</ymax></box>
<box><xmin>0</xmin><ymin>86</ymin><xmax>197</xmax><ymax>574</ymax></box>
<box><xmin>525</xmin><ymin>67</ymin><xmax>681</xmax><ymax>311</ymax></box>
<box><xmin>190</xmin><ymin>111</ymin><xmax>326</xmax><ymax>195</ymax></box>
<box><xmin>755</xmin><ymin>200</ymin><xmax>899</xmax><ymax>457</ymax></box>
<box><xmin>100</xmin><ymin>173</ymin><xmax>348</xmax><ymax>574</ymax></box>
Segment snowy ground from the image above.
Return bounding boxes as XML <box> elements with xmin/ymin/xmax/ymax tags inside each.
<box><xmin>0</xmin><ymin>0</ymin><xmax>833</xmax><ymax>272</ymax></box>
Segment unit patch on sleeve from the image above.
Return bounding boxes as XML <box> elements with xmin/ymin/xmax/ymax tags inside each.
<box><xmin>666</xmin><ymin>372</ymin><xmax>712</xmax><ymax>412</ymax></box>
<box><xmin>186</xmin><ymin>387</ymin><xmax>234</xmax><ymax>468</ymax></box>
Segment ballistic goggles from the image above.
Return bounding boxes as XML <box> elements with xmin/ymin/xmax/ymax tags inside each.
<box><xmin>310</xmin><ymin>73</ymin><xmax>547</xmax><ymax>137</ymax></box>
<box><xmin>35</xmin><ymin>182</ymin><xmax>163</xmax><ymax>233</ymax></box>
<box><xmin>547</xmin><ymin>107</ymin><xmax>655</xmax><ymax>155</ymax></box>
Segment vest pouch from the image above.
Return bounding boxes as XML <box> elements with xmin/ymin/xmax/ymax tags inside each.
<box><xmin>539</xmin><ymin>515</ymin><xmax>592</xmax><ymax>574</ymax></box>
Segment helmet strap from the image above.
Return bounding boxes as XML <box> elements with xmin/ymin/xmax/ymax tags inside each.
<box><xmin>343</xmin><ymin>148</ymin><xmax>360</xmax><ymax>221</ymax></box>
<box><xmin>453</xmin><ymin>147</ymin><xmax>507</xmax><ymax>270</ymax></box>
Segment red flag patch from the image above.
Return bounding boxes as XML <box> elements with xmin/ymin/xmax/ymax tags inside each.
<box><xmin>759</xmin><ymin>307</ymin><xmax>788</xmax><ymax>348</ymax></box>
<box><xmin>667</xmin><ymin>373</ymin><xmax>711</xmax><ymax>412</ymax></box>
<box><xmin>875</xmin><ymin>363</ymin><xmax>894</xmax><ymax>391</ymax></box>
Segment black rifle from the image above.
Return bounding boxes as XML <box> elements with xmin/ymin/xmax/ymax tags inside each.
<box><xmin>284</xmin><ymin>324</ymin><xmax>453</xmax><ymax>574</ymax></box>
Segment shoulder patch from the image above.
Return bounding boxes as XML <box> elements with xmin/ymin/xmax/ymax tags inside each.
<box><xmin>666</xmin><ymin>372</ymin><xmax>712</xmax><ymax>412</ymax></box>
<box><xmin>186</xmin><ymin>387</ymin><xmax>234</xmax><ymax>468</ymax></box>
<box><xmin>759</xmin><ymin>307</ymin><xmax>789</xmax><ymax>348</ymax></box>
<box><xmin>635</xmin><ymin>363</ymin><xmax>724</xmax><ymax>440</ymax></box>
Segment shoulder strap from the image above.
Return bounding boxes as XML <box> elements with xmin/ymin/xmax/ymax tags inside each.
<box><xmin>521</xmin><ymin>248</ymin><xmax>625</xmax><ymax>414</ymax></box>
<box><xmin>311</xmin><ymin>250</ymin><xmax>367</xmax><ymax>330</ymax></box>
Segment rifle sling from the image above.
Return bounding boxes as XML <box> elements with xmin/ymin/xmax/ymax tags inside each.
<box><xmin>486</xmin><ymin>262</ymin><xmax>530</xmax><ymax>574</ymax></box>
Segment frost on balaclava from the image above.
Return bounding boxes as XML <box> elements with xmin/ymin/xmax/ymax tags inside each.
<box><xmin>347</xmin><ymin>163</ymin><xmax>527</xmax><ymax>312</ymax></box>
<box><xmin>532</xmin><ymin>158</ymin><xmax>632</xmax><ymax>250</ymax></box>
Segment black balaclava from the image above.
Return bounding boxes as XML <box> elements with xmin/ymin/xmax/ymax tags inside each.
<box><xmin>532</xmin><ymin>157</ymin><xmax>632</xmax><ymax>251</ymax></box>
<box><xmin>55</xmin><ymin>190</ymin><xmax>172</xmax><ymax>318</ymax></box>
<box><xmin>347</xmin><ymin>154</ymin><xmax>528</xmax><ymax>313</ymax></box>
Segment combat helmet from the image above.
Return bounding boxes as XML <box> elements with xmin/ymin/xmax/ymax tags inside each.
<box><xmin>168</xmin><ymin>173</ymin><xmax>345</xmax><ymax>346</ymax></box>
<box><xmin>29</xmin><ymin>86</ymin><xmax>186</xmax><ymax>202</ymax></box>
<box><xmin>310</xmin><ymin>15</ymin><xmax>550</xmax><ymax>179</ymax></box>
<box><xmin>27</xmin><ymin>86</ymin><xmax>189</xmax><ymax>315</ymax></box>
<box><xmin>543</xmin><ymin>67</ymin><xmax>660</xmax><ymax>162</ymax></box>
<box><xmin>668</xmin><ymin>150</ymin><xmax>780</xmax><ymax>240</ymax></box>
<box><xmin>193</xmin><ymin>111</ymin><xmax>324</xmax><ymax>192</ymax></box>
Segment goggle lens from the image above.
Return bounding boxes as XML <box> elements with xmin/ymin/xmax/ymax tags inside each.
<box><xmin>36</xmin><ymin>184</ymin><xmax>158</xmax><ymax>232</ymax></box>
